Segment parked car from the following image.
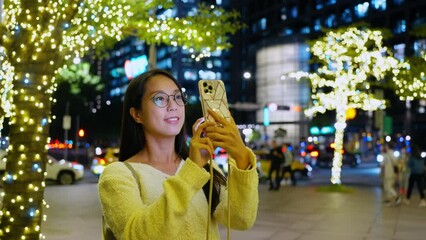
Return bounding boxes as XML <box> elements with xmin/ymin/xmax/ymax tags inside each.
<box><xmin>0</xmin><ymin>149</ymin><xmax>84</xmax><ymax>185</ymax></box>
<box><xmin>91</xmin><ymin>147</ymin><xmax>119</xmax><ymax>176</ymax></box>
<box><xmin>316</xmin><ymin>143</ymin><xmax>361</xmax><ymax>168</ymax></box>
<box><xmin>254</xmin><ymin>149</ymin><xmax>312</xmax><ymax>180</ymax></box>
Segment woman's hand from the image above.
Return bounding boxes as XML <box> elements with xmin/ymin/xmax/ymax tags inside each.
<box><xmin>203</xmin><ymin>109</ymin><xmax>251</xmax><ymax>169</ymax></box>
<box><xmin>188</xmin><ymin>118</ymin><xmax>215</xmax><ymax>168</ymax></box>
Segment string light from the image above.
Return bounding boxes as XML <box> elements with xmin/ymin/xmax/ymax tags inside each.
<box><xmin>392</xmin><ymin>53</ymin><xmax>426</xmax><ymax>101</ymax></box>
<box><xmin>292</xmin><ymin>27</ymin><xmax>401</xmax><ymax>185</ymax></box>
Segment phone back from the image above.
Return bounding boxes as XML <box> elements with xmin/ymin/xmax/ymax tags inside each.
<box><xmin>198</xmin><ymin>80</ymin><xmax>231</xmax><ymax>122</ymax></box>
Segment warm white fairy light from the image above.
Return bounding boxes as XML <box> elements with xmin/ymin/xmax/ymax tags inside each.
<box><xmin>293</xmin><ymin>27</ymin><xmax>402</xmax><ymax>185</ymax></box>
<box><xmin>0</xmin><ymin>47</ymin><xmax>14</xmax><ymax>136</ymax></box>
<box><xmin>392</xmin><ymin>53</ymin><xmax>426</xmax><ymax>100</ymax></box>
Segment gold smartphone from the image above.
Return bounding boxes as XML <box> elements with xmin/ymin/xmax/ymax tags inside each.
<box><xmin>198</xmin><ymin>80</ymin><xmax>231</xmax><ymax>123</ymax></box>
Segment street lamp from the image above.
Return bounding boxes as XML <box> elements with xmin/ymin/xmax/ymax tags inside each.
<box><xmin>243</xmin><ymin>71</ymin><xmax>251</xmax><ymax>79</ymax></box>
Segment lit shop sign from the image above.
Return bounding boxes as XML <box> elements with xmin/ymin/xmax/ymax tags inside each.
<box><xmin>124</xmin><ymin>55</ymin><xmax>148</xmax><ymax>79</ymax></box>
<box><xmin>309</xmin><ymin>126</ymin><xmax>335</xmax><ymax>135</ymax></box>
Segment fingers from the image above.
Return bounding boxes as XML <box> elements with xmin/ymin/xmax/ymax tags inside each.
<box><xmin>189</xmin><ymin>135</ymin><xmax>215</xmax><ymax>167</ymax></box>
<box><xmin>192</xmin><ymin>117</ymin><xmax>205</xmax><ymax>137</ymax></box>
<box><xmin>207</xmin><ymin>109</ymin><xmax>229</xmax><ymax>126</ymax></box>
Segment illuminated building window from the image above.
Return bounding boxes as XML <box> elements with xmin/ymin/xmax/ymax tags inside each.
<box><xmin>413</xmin><ymin>39</ymin><xmax>426</xmax><ymax>57</ymax></box>
<box><xmin>325</xmin><ymin>14</ymin><xmax>337</xmax><ymax>28</ymax></box>
<box><xmin>355</xmin><ymin>2</ymin><xmax>369</xmax><ymax>18</ymax></box>
<box><xmin>301</xmin><ymin>26</ymin><xmax>310</xmax><ymax>34</ymax></box>
<box><xmin>393</xmin><ymin>43</ymin><xmax>406</xmax><ymax>61</ymax></box>
<box><xmin>314</xmin><ymin>19</ymin><xmax>321</xmax><ymax>31</ymax></box>
<box><xmin>282</xmin><ymin>28</ymin><xmax>293</xmax><ymax>36</ymax></box>
<box><xmin>394</xmin><ymin>19</ymin><xmax>407</xmax><ymax>33</ymax></box>
<box><xmin>372</xmin><ymin>0</ymin><xmax>386</xmax><ymax>10</ymax></box>
<box><xmin>316</xmin><ymin>0</ymin><xmax>324</xmax><ymax>10</ymax></box>
<box><xmin>214</xmin><ymin>59</ymin><xmax>222</xmax><ymax>68</ymax></box>
<box><xmin>183</xmin><ymin>70</ymin><xmax>198</xmax><ymax>81</ymax></box>
<box><xmin>259</xmin><ymin>18</ymin><xmax>267</xmax><ymax>30</ymax></box>
<box><xmin>157</xmin><ymin>59</ymin><xmax>172</xmax><ymax>69</ymax></box>
<box><xmin>290</xmin><ymin>6</ymin><xmax>298</xmax><ymax>18</ymax></box>
<box><xmin>325</xmin><ymin>0</ymin><xmax>336</xmax><ymax>6</ymax></box>
<box><xmin>341</xmin><ymin>9</ymin><xmax>352</xmax><ymax>23</ymax></box>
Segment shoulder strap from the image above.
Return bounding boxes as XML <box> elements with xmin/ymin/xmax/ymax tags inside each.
<box><xmin>123</xmin><ymin>162</ymin><xmax>142</xmax><ymax>194</ymax></box>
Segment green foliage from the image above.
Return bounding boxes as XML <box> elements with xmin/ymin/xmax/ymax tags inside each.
<box><xmin>125</xmin><ymin>2</ymin><xmax>245</xmax><ymax>53</ymax></box>
<box><xmin>316</xmin><ymin>184</ymin><xmax>355</xmax><ymax>193</ymax></box>
<box><xmin>56</xmin><ymin>62</ymin><xmax>103</xmax><ymax>95</ymax></box>
<box><xmin>410</xmin><ymin>24</ymin><xmax>426</xmax><ymax>37</ymax></box>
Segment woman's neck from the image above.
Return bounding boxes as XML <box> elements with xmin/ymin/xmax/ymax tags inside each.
<box><xmin>140</xmin><ymin>135</ymin><xmax>178</xmax><ymax>164</ymax></box>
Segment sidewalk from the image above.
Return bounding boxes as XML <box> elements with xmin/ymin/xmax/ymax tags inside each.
<box><xmin>39</xmin><ymin>178</ymin><xmax>426</xmax><ymax>240</ymax></box>
<box><xmin>220</xmin><ymin>184</ymin><xmax>426</xmax><ymax>240</ymax></box>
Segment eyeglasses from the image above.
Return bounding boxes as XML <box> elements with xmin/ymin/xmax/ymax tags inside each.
<box><xmin>149</xmin><ymin>92</ymin><xmax>187</xmax><ymax>108</ymax></box>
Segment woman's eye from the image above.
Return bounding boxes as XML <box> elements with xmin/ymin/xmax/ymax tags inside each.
<box><xmin>155</xmin><ymin>95</ymin><xmax>165</xmax><ymax>101</ymax></box>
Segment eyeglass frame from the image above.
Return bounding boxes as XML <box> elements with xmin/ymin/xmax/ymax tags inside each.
<box><xmin>148</xmin><ymin>91</ymin><xmax>188</xmax><ymax>108</ymax></box>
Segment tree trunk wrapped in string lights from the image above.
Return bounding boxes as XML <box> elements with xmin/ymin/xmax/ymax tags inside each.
<box><xmin>0</xmin><ymin>1</ymin><xmax>243</xmax><ymax>239</ymax></box>
<box><xmin>290</xmin><ymin>26</ymin><xmax>403</xmax><ymax>185</ymax></box>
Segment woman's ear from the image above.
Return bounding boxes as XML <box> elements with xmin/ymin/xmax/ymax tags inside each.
<box><xmin>130</xmin><ymin>107</ymin><xmax>143</xmax><ymax>124</ymax></box>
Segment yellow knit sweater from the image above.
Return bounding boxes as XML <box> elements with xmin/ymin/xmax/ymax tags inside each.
<box><xmin>98</xmin><ymin>151</ymin><xmax>259</xmax><ymax>240</ymax></box>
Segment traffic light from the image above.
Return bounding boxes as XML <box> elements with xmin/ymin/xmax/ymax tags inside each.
<box><xmin>78</xmin><ymin>129</ymin><xmax>85</xmax><ymax>138</ymax></box>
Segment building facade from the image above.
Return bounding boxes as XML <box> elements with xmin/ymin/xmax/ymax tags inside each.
<box><xmin>235</xmin><ymin>0</ymin><xmax>426</xmax><ymax>145</ymax></box>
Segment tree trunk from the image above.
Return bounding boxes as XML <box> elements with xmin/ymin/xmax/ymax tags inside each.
<box><xmin>330</xmin><ymin>98</ymin><xmax>347</xmax><ymax>185</ymax></box>
<box><xmin>148</xmin><ymin>44</ymin><xmax>157</xmax><ymax>70</ymax></box>
<box><xmin>0</xmin><ymin>61</ymin><xmax>54</xmax><ymax>239</ymax></box>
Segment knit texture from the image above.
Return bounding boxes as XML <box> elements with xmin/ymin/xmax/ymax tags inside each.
<box><xmin>98</xmin><ymin>150</ymin><xmax>259</xmax><ymax>240</ymax></box>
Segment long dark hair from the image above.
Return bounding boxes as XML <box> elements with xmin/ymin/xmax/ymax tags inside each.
<box><xmin>119</xmin><ymin>69</ymin><xmax>226</xmax><ymax>214</ymax></box>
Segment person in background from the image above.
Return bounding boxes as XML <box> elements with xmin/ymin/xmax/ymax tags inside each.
<box><xmin>398</xmin><ymin>145</ymin><xmax>410</xmax><ymax>199</ymax></box>
<box><xmin>98</xmin><ymin>69</ymin><xmax>258</xmax><ymax>239</ymax></box>
<box><xmin>281</xmin><ymin>143</ymin><xmax>296</xmax><ymax>186</ymax></box>
<box><xmin>380</xmin><ymin>142</ymin><xmax>400</xmax><ymax>206</ymax></box>
<box><xmin>404</xmin><ymin>144</ymin><xmax>426</xmax><ymax>207</ymax></box>
<box><xmin>268</xmin><ymin>140</ymin><xmax>283</xmax><ymax>191</ymax></box>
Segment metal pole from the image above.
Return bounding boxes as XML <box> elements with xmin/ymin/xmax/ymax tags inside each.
<box><xmin>404</xmin><ymin>100</ymin><xmax>412</xmax><ymax>135</ymax></box>
<box><xmin>64</xmin><ymin>102</ymin><xmax>70</xmax><ymax>160</ymax></box>
<box><xmin>75</xmin><ymin>115</ymin><xmax>80</xmax><ymax>163</ymax></box>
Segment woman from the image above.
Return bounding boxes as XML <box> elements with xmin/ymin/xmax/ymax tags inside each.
<box><xmin>380</xmin><ymin>142</ymin><xmax>400</xmax><ymax>206</ymax></box>
<box><xmin>98</xmin><ymin>69</ymin><xmax>258</xmax><ymax>239</ymax></box>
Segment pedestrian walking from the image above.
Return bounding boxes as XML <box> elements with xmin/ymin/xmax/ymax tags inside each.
<box><xmin>398</xmin><ymin>145</ymin><xmax>410</xmax><ymax>198</ymax></box>
<box><xmin>380</xmin><ymin>142</ymin><xmax>400</xmax><ymax>206</ymax></box>
<box><xmin>404</xmin><ymin>144</ymin><xmax>426</xmax><ymax>207</ymax></box>
<box><xmin>281</xmin><ymin>143</ymin><xmax>296</xmax><ymax>186</ymax></box>
<box><xmin>268</xmin><ymin>140</ymin><xmax>283</xmax><ymax>191</ymax></box>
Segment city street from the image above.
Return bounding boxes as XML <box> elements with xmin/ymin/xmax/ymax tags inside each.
<box><xmin>2</xmin><ymin>163</ymin><xmax>426</xmax><ymax>240</ymax></box>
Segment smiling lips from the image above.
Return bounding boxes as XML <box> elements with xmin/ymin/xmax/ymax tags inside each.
<box><xmin>165</xmin><ymin>117</ymin><xmax>179</xmax><ymax>123</ymax></box>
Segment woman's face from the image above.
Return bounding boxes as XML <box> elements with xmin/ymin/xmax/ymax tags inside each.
<box><xmin>136</xmin><ymin>74</ymin><xmax>185</xmax><ymax>138</ymax></box>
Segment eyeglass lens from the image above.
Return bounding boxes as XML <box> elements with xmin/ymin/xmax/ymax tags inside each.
<box><xmin>152</xmin><ymin>92</ymin><xmax>186</xmax><ymax>107</ymax></box>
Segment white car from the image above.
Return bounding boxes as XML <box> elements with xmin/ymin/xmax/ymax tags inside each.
<box><xmin>0</xmin><ymin>149</ymin><xmax>84</xmax><ymax>185</ymax></box>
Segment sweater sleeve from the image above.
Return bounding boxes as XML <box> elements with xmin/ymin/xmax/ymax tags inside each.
<box><xmin>98</xmin><ymin>160</ymin><xmax>210</xmax><ymax>240</ymax></box>
<box><xmin>214</xmin><ymin>148</ymin><xmax>259</xmax><ymax>230</ymax></box>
